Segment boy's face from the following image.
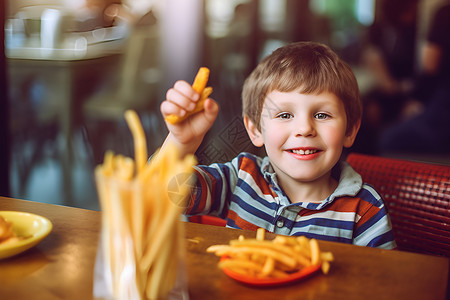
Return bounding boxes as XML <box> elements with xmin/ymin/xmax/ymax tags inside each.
<box><xmin>245</xmin><ymin>90</ymin><xmax>359</xmax><ymax>185</ymax></box>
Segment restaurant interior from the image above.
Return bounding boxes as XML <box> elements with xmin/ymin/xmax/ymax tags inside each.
<box><xmin>0</xmin><ymin>1</ymin><xmax>449</xmax><ymax>299</ymax></box>
<box><xmin>1</xmin><ymin>0</ymin><xmax>450</xmax><ymax>212</ymax></box>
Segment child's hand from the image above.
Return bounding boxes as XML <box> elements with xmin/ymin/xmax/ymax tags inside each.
<box><xmin>160</xmin><ymin>80</ymin><xmax>219</xmax><ymax>152</ymax></box>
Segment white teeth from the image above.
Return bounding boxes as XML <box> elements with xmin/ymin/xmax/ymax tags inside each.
<box><xmin>291</xmin><ymin>149</ymin><xmax>317</xmax><ymax>155</ymax></box>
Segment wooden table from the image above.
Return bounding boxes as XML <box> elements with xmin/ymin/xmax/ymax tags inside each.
<box><xmin>0</xmin><ymin>197</ymin><xmax>448</xmax><ymax>300</ymax></box>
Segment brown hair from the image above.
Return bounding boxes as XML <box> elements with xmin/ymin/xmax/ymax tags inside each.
<box><xmin>242</xmin><ymin>41</ymin><xmax>362</xmax><ymax>133</ymax></box>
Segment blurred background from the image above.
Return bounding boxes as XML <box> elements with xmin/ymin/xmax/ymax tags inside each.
<box><xmin>1</xmin><ymin>0</ymin><xmax>449</xmax><ymax>210</ymax></box>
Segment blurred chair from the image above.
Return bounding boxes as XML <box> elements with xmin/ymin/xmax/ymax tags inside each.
<box><xmin>83</xmin><ymin>22</ymin><xmax>161</xmax><ymax>119</ymax></box>
<box><xmin>8</xmin><ymin>76</ymin><xmax>60</xmax><ymax>198</ymax></box>
<box><xmin>346</xmin><ymin>153</ymin><xmax>450</xmax><ymax>257</ymax></box>
<box><xmin>82</xmin><ymin>19</ymin><xmax>163</xmax><ymax>163</ymax></box>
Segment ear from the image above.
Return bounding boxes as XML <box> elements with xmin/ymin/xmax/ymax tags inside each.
<box><xmin>343</xmin><ymin>120</ymin><xmax>361</xmax><ymax>148</ymax></box>
<box><xmin>244</xmin><ymin>115</ymin><xmax>264</xmax><ymax>147</ymax></box>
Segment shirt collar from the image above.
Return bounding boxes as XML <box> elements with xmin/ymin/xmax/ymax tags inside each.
<box><xmin>316</xmin><ymin>161</ymin><xmax>363</xmax><ymax>209</ymax></box>
<box><xmin>260</xmin><ymin>157</ymin><xmax>363</xmax><ymax>209</ymax></box>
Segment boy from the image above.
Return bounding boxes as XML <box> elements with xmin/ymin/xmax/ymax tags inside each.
<box><xmin>160</xmin><ymin>41</ymin><xmax>396</xmax><ymax>249</ymax></box>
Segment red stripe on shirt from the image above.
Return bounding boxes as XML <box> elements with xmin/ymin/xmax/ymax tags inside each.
<box><xmin>227</xmin><ymin>209</ymin><xmax>261</xmax><ymax>231</ymax></box>
<box><xmin>298</xmin><ymin>197</ymin><xmax>362</xmax><ymax>217</ymax></box>
<box><xmin>240</xmin><ymin>156</ymin><xmax>277</xmax><ymax>198</ymax></box>
<box><xmin>355</xmin><ymin>204</ymin><xmax>380</xmax><ymax>230</ymax></box>
<box><xmin>298</xmin><ymin>197</ymin><xmax>378</xmax><ymax>222</ymax></box>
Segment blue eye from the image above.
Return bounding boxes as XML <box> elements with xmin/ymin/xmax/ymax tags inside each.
<box><xmin>315</xmin><ymin>113</ymin><xmax>329</xmax><ymax>120</ymax></box>
<box><xmin>276</xmin><ymin>112</ymin><xmax>292</xmax><ymax>119</ymax></box>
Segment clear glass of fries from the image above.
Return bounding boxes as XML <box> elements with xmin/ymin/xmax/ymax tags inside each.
<box><xmin>93</xmin><ymin>110</ymin><xmax>195</xmax><ymax>300</ymax></box>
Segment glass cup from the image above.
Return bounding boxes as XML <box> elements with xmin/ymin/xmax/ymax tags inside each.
<box><xmin>93</xmin><ymin>170</ymin><xmax>189</xmax><ymax>300</ymax></box>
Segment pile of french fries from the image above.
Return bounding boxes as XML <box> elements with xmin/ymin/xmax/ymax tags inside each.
<box><xmin>94</xmin><ymin>110</ymin><xmax>196</xmax><ymax>300</ymax></box>
<box><xmin>207</xmin><ymin>228</ymin><xmax>334</xmax><ymax>278</ymax></box>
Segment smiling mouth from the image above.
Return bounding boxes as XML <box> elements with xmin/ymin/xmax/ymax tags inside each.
<box><xmin>289</xmin><ymin>149</ymin><xmax>320</xmax><ymax>155</ymax></box>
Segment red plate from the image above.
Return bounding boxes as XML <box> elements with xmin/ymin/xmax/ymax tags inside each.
<box><xmin>220</xmin><ymin>257</ymin><xmax>321</xmax><ymax>287</ymax></box>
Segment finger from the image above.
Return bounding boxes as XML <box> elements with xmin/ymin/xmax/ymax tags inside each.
<box><xmin>160</xmin><ymin>99</ymin><xmax>187</xmax><ymax>118</ymax></box>
<box><xmin>203</xmin><ymin>98</ymin><xmax>219</xmax><ymax>122</ymax></box>
<box><xmin>166</xmin><ymin>88</ymin><xmax>197</xmax><ymax>112</ymax></box>
<box><xmin>173</xmin><ymin>80</ymin><xmax>200</xmax><ymax>102</ymax></box>
<box><xmin>188</xmin><ymin>98</ymin><xmax>219</xmax><ymax>137</ymax></box>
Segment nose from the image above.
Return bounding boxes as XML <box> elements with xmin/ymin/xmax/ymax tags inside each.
<box><xmin>294</xmin><ymin>117</ymin><xmax>316</xmax><ymax>137</ymax></box>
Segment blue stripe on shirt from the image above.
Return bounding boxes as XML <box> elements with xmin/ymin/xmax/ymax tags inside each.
<box><xmin>229</xmin><ymin>194</ymin><xmax>276</xmax><ymax>224</ymax></box>
<box><xmin>357</xmin><ymin>185</ymin><xmax>383</xmax><ymax>207</ymax></box>
<box><xmin>293</xmin><ymin>217</ymin><xmax>355</xmax><ymax>231</ymax></box>
<box><xmin>291</xmin><ymin>231</ymin><xmax>353</xmax><ymax>244</ymax></box>
<box><xmin>238</xmin><ymin>179</ymin><xmax>279</xmax><ymax>211</ymax></box>
<box><xmin>367</xmin><ymin>230</ymin><xmax>396</xmax><ymax>248</ymax></box>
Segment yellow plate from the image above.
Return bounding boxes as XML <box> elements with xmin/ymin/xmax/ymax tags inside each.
<box><xmin>0</xmin><ymin>211</ymin><xmax>52</xmax><ymax>259</ymax></box>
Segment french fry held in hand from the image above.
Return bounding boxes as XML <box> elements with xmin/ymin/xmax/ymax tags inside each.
<box><xmin>165</xmin><ymin>67</ymin><xmax>213</xmax><ymax>124</ymax></box>
<box><xmin>94</xmin><ymin>110</ymin><xmax>196</xmax><ymax>300</ymax></box>
<box><xmin>207</xmin><ymin>228</ymin><xmax>334</xmax><ymax>278</ymax></box>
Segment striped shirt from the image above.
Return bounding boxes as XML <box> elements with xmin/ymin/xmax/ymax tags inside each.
<box><xmin>186</xmin><ymin>152</ymin><xmax>397</xmax><ymax>249</ymax></box>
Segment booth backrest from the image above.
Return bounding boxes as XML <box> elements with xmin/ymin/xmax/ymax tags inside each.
<box><xmin>346</xmin><ymin>153</ymin><xmax>450</xmax><ymax>257</ymax></box>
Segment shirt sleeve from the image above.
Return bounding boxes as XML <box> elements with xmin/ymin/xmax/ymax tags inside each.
<box><xmin>184</xmin><ymin>156</ymin><xmax>240</xmax><ymax>219</ymax></box>
<box><xmin>352</xmin><ymin>186</ymin><xmax>397</xmax><ymax>249</ymax></box>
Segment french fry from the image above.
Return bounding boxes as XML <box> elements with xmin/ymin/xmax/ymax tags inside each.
<box><xmin>309</xmin><ymin>238</ymin><xmax>320</xmax><ymax>265</ymax></box>
<box><xmin>256</xmin><ymin>227</ymin><xmax>265</xmax><ymax>241</ymax></box>
<box><xmin>219</xmin><ymin>258</ymin><xmax>263</xmax><ymax>276</ymax></box>
<box><xmin>165</xmin><ymin>67</ymin><xmax>213</xmax><ymax>124</ymax></box>
<box><xmin>124</xmin><ymin>109</ymin><xmax>147</xmax><ymax>174</ymax></box>
<box><xmin>207</xmin><ymin>230</ymin><xmax>334</xmax><ymax>279</ymax></box>
<box><xmin>321</xmin><ymin>261</ymin><xmax>331</xmax><ymax>274</ymax></box>
<box><xmin>207</xmin><ymin>245</ymin><xmax>297</xmax><ymax>269</ymax></box>
<box><xmin>192</xmin><ymin>66</ymin><xmax>210</xmax><ymax>93</ymax></box>
<box><xmin>321</xmin><ymin>251</ymin><xmax>334</xmax><ymax>262</ymax></box>
<box><xmin>231</xmin><ymin>237</ymin><xmax>313</xmax><ymax>268</ymax></box>
<box><xmin>101</xmin><ymin>150</ymin><xmax>115</xmax><ymax>176</ymax></box>
<box><xmin>261</xmin><ymin>257</ymin><xmax>275</xmax><ymax>277</ymax></box>
<box><xmin>113</xmin><ymin>155</ymin><xmax>135</xmax><ymax>181</ymax></box>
